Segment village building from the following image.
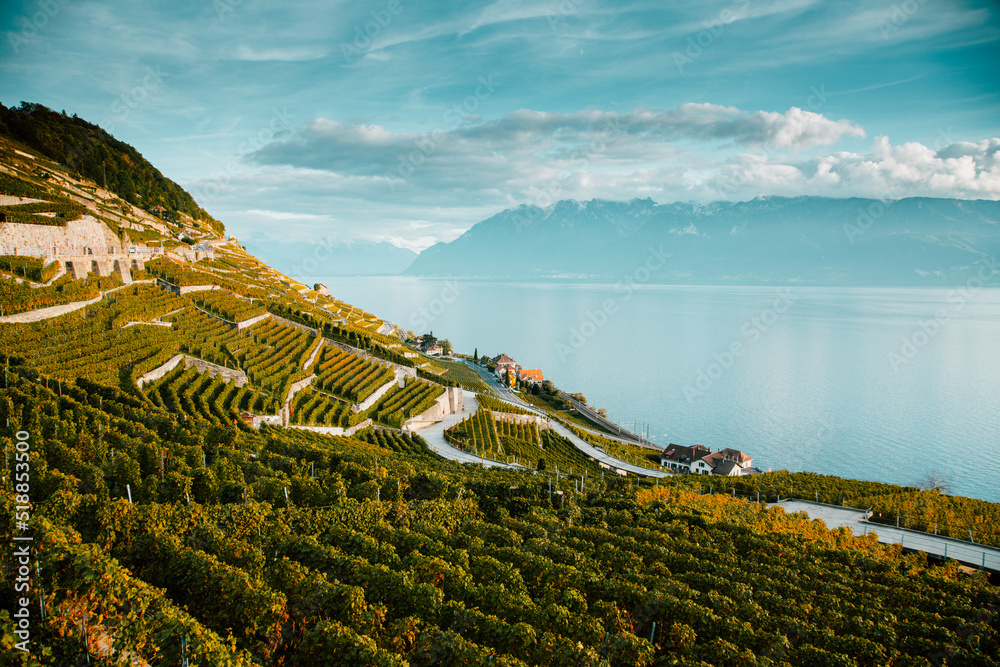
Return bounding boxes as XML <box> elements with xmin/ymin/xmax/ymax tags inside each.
<box><xmin>661</xmin><ymin>444</ymin><xmax>756</xmax><ymax>476</ymax></box>
<box><xmin>493</xmin><ymin>354</ymin><xmax>517</xmax><ymax>375</ymax></box>
<box><xmin>518</xmin><ymin>369</ymin><xmax>544</xmax><ymax>384</ymax></box>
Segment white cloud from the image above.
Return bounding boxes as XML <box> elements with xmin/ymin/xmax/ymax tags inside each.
<box><xmin>243</xmin><ymin>209</ymin><xmax>329</xmax><ymax>220</ymax></box>
<box><xmin>707</xmin><ymin>136</ymin><xmax>1000</xmax><ymax>201</ymax></box>
<box><xmin>220</xmin><ymin>105</ymin><xmax>999</xmax><ymax>244</ymax></box>
<box><xmin>251</xmin><ymin>103</ymin><xmax>866</xmax><ymax>187</ymax></box>
<box><xmin>233</xmin><ymin>44</ymin><xmax>327</xmax><ymax>62</ymax></box>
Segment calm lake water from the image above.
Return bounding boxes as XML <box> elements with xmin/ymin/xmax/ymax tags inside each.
<box><xmin>314</xmin><ymin>276</ymin><xmax>1000</xmax><ymax>502</ymax></box>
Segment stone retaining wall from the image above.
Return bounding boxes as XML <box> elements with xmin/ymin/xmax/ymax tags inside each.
<box><xmin>136</xmin><ymin>353</ymin><xmax>248</xmax><ymax>388</ymax></box>
<box><xmin>491</xmin><ymin>412</ymin><xmax>550</xmax><ymax>429</ymax></box>
<box><xmin>404</xmin><ymin>386</ymin><xmax>463</xmax><ymax>429</ymax></box>
<box><xmin>353</xmin><ymin>370</ymin><xmax>406</xmax><ymax>413</ymax></box>
<box><xmin>285</xmin><ymin>419</ymin><xmax>374</xmax><ymax>437</ymax></box>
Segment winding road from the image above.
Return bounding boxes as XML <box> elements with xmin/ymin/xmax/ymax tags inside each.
<box><xmin>408</xmin><ymin>389</ymin><xmax>521</xmax><ymax>469</ymax></box>
<box><xmin>771</xmin><ymin>499</ymin><xmax>1000</xmax><ymax>571</ymax></box>
<box><xmin>444</xmin><ymin>361</ymin><xmax>671</xmax><ymax>477</ymax></box>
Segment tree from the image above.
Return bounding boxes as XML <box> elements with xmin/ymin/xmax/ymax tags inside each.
<box><xmin>422</xmin><ymin>332</ymin><xmax>438</xmax><ymax>349</ymax></box>
<box><xmin>915</xmin><ymin>470</ymin><xmax>950</xmax><ymax>494</ymax></box>
<box><xmin>440</xmin><ymin>340</ymin><xmax>453</xmax><ymax>355</ymax></box>
<box><xmin>571</xmin><ymin>392</ymin><xmax>587</xmax><ymax>405</ymax></box>
<box><xmin>473</xmin><ymin>348</ymin><xmax>478</xmax><ymax>361</ymax></box>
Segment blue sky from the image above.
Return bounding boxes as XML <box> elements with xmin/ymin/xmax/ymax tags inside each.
<box><xmin>2</xmin><ymin>0</ymin><xmax>998</xmax><ymax>250</ymax></box>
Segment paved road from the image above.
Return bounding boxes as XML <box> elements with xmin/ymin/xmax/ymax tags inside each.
<box><xmin>459</xmin><ymin>363</ymin><xmax>671</xmax><ymax>479</ymax></box>
<box><xmin>771</xmin><ymin>499</ymin><xmax>1000</xmax><ymax>571</ymax></box>
<box><xmin>561</xmin><ymin>393</ymin><xmax>647</xmax><ymax>445</ymax></box>
<box><xmin>408</xmin><ymin>389</ymin><xmax>520</xmax><ymax>469</ymax></box>
<box><xmin>546</xmin><ymin>418</ymin><xmax>671</xmax><ymax>478</ymax></box>
<box><xmin>461</xmin><ymin>360</ymin><xmax>533</xmax><ymax>407</ymax></box>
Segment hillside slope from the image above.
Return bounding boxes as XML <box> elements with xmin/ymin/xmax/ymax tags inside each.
<box><xmin>0</xmin><ymin>112</ymin><xmax>998</xmax><ymax>667</ymax></box>
<box><xmin>0</xmin><ymin>101</ymin><xmax>222</xmax><ymax>234</ymax></box>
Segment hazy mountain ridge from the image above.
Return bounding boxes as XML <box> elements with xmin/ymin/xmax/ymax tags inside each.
<box><xmin>404</xmin><ymin>196</ymin><xmax>1000</xmax><ymax>285</ymax></box>
<box><xmin>243</xmin><ymin>235</ymin><xmax>418</xmax><ymax>277</ymax></box>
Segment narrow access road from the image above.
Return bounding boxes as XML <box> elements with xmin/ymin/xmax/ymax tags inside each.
<box><xmin>771</xmin><ymin>499</ymin><xmax>1000</xmax><ymax>571</ymax></box>
<box><xmin>458</xmin><ymin>362</ymin><xmax>671</xmax><ymax>478</ymax></box>
<box><xmin>545</xmin><ymin>418</ymin><xmax>671</xmax><ymax>478</ymax></box>
<box><xmin>409</xmin><ymin>389</ymin><xmax>520</xmax><ymax>469</ymax></box>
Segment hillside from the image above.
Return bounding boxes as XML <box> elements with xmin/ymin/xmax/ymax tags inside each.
<box><xmin>0</xmin><ymin>116</ymin><xmax>998</xmax><ymax>666</ymax></box>
<box><xmin>0</xmin><ymin>102</ymin><xmax>222</xmax><ymax>235</ymax></box>
<box><xmin>404</xmin><ymin>197</ymin><xmax>1000</xmax><ymax>286</ymax></box>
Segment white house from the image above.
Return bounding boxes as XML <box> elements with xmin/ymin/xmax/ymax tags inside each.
<box><xmin>661</xmin><ymin>444</ymin><xmax>754</xmax><ymax>476</ymax></box>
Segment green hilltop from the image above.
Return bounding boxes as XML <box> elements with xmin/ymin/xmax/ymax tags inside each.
<box><xmin>0</xmin><ymin>108</ymin><xmax>998</xmax><ymax>666</ymax></box>
<box><xmin>0</xmin><ymin>101</ymin><xmax>222</xmax><ymax>234</ymax></box>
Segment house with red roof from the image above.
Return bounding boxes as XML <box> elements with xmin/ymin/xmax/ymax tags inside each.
<box><xmin>518</xmin><ymin>369</ymin><xmax>544</xmax><ymax>385</ymax></box>
<box><xmin>661</xmin><ymin>444</ymin><xmax>754</xmax><ymax>476</ymax></box>
<box><xmin>493</xmin><ymin>354</ymin><xmax>517</xmax><ymax>375</ymax></box>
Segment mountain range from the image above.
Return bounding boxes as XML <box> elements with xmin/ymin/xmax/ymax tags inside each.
<box><xmin>403</xmin><ymin>196</ymin><xmax>1000</xmax><ymax>286</ymax></box>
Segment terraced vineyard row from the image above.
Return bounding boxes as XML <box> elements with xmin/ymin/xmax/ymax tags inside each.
<box><xmin>352</xmin><ymin>427</ymin><xmax>434</xmax><ymax>458</ymax></box>
<box><xmin>447</xmin><ymin>409</ymin><xmax>598</xmax><ymax>473</ymax></box>
<box><xmin>0</xmin><ymin>272</ymin><xmax>123</xmax><ymax>315</ymax></box>
<box><xmin>569</xmin><ymin>426</ymin><xmax>664</xmax><ymax>471</ymax></box>
<box><xmin>0</xmin><ymin>254</ymin><xmax>61</xmax><ymax>282</ymax></box>
<box><xmin>477</xmin><ymin>394</ymin><xmax>534</xmax><ymax>415</ymax></box>
<box><xmin>1</xmin><ymin>359</ymin><xmax>998</xmax><ymax>666</ymax></box>
<box><xmin>165</xmin><ymin>305</ymin><xmax>241</xmax><ymax>368</ymax></box>
<box><xmin>313</xmin><ymin>344</ymin><xmax>394</xmax><ymax>403</ymax></box>
<box><xmin>369</xmin><ymin>377</ymin><xmax>445</xmax><ymax>428</ymax></box>
<box><xmin>232</xmin><ymin>318</ymin><xmax>316</xmax><ymax>399</ymax></box>
<box><xmin>109</xmin><ymin>284</ymin><xmax>188</xmax><ymax>327</ymax></box>
<box><xmin>0</xmin><ymin>283</ymin><xmax>182</xmax><ymax>384</ymax></box>
<box><xmin>445</xmin><ymin>408</ymin><xmax>501</xmax><ymax>454</ymax></box>
<box><xmin>289</xmin><ymin>388</ymin><xmax>354</xmax><ymax>427</ymax></box>
<box><xmin>433</xmin><ymin>359</ymin><xmax>495</xmax><ymax>393</ymax></box>
<box><xmin>193</xmin><ymin>289</ymin><xmax>266</xmax><ymax>322</ymax></box>
<box><xmin>147</xmin><ymin>258</ymin><xmax>270</xmax><ymax>299</ymax></box>
<box><xmin>145</xmin><ymin>365</ymin><xmax>279</xmax><ymax>424</ymax></box>
<box><xmin>0</xmin><ymin>193</ymin><xmax>87</xmax><ymax>225</ymax></box>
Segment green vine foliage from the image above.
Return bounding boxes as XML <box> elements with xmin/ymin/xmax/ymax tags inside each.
<box><xmin>0</xmin><ymin>369</ymin><xmax>997</xmax><ymax>665</ymax></box>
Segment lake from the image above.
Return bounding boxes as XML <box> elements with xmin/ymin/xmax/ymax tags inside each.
<box><xmin>313</xmin><ymin>276</ymin><xmax>1000</xmax><ymax>502</ymax></box>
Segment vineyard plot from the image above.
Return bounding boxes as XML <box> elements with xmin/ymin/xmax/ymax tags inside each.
<box><xmin>313</xmin><ymin>345</ymin><xmax>394</xmax><ymax>403</ymax></box>
<box><xmin>193</xmin><ymin>289</ymin><xmax>266</xmax><ymax>323</ymax></box>
<box><xmin>231</xmin><ymin>319</ymin><xmax>315</xmax><ymax>400</ymax></box>
<box><xmin>0</xmin><ymin>283</ymin><xmax>184</xmax><ymax>385</ymax></box>
<box><xmin>367</xmin><ymin>377</ymin><xmax>445</xmax><ymax>428</ymax></box>
<box><xmin>289</xmin><ymin>388</ymin><xmax>354</xmax><ymax>428</ymax></box>
<box><xmin>1</xmin><ymin>372</ymin><xmax>998</xmax><ymax>666</ymax></box>
<box><xmin>570</xmin><ymin>426</ymin><xmax>664</xmax><ymax>471</ymax></box>
<box><xmin>145</xmin><ymin>365</ymin><xmax>279</xmax><ymax>423</ymax></box>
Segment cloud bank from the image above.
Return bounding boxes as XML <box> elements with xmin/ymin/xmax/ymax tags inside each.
<box><xmin>243</xmin><ymin>104</ymin><xmax>998</xmax><ymax>213</ymax></box>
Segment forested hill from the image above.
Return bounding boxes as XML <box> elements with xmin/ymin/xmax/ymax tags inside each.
<box><xmin>0</xmin><ymin>101</ymin><xmax>221</xmax><ymax>234</ymax></box>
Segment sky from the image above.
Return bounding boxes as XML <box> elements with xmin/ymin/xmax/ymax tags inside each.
<box><xmin>1</xmin><ymin>0</ymin><xmax>999</xmax><ymax>251</ymax></box>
